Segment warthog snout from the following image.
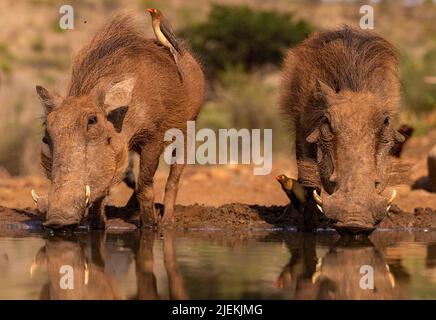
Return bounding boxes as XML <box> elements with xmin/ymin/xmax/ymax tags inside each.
<box><xmin>43</xmin><ymin>214</ymin><xmax>80</xmax><ymax>230</ymax></box>
<box><xmin>313</xmin><ymin>189</ymin><xmax>397</xmax><ymax>235</ymax></box>
<box><xmin>31</xmin><ymin>185</ymin><xmax>91</xmax><ymax>229</ymax></box>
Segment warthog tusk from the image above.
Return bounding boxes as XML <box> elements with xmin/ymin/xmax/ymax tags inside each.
<box><xmin>31</xmin><ymin>190</ymin><xmax>39</xmax><ymax>205</ymax></box>
<box><xmin>313</xmin><ymin>190</ymin><xmax>323</xmax><ymax>205</ymax></box>
<box><xmin>85</xmin><ymin>185</ymin><xmax>91</xmax><ymax>207</ymax></box>
<box><xmin>313</xmin><ymin>190</ymin><xmax>324</xmax><ymax>213</ymax></box>
<box><xmin>312</xmin><ymin>258</ymin><xmax>323</xmax><ymax>284</ymax></box>
<box><xmin>386</xmin><ymin>264</ymin><xmax>396</xmax><ymax>288</ymax></box>
<box><xmin>30</xmin><ymin>261</ymin><xmax>37</xmax><ymax>277</ymax></box>
<box><xmin>316</xmin><ymin>204</ymin><xmax>324</xmax><ymax>214</ymax></box>
<box><xmin>387</xmin><ymin>189</ymin><xmax>397</xmax><ymax>206</ymax></box>
<box><xmin>84</xmin><ymin>261</ymin><xmax>89</xmax><ymax>285</ymax></box>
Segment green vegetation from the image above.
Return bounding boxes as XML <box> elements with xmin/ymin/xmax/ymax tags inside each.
<box><xmin>181</xmin><ymin>5</ymin><xmax>313</xmax><ymax>79</ymax></box>
<box><xmin>0</xmin><ymin>43</ymin><xmax>15</xmax><ymax>74</ymax></box>
<box><xmin>184</xmin><ymin>5</ymin><xmax>311</xmax><ymax>154</ymax></box>
<box><xmin>402</xmin><ymin>48</ymin><xmax>436</xmax><ymax>115</ymax></box>
<box><xmin>399</xmin><ymin>46</ymin><xmax>436</xmax><ymax>135</ymax></box>
<box><xmin>198</xmin><ymin>67</ymin><xmax>289</xmax><ymax>151</ymax></box>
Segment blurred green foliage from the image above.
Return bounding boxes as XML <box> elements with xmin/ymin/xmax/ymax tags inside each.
<box><xmin>198</xmin><ymin>67</ymin><xmax>290</xmax><ymax>152</ymax></box>
<box><xmin>0</xmin><ymin>43</ymin><xmax>15</xmax><ymax>74</ymax></box>
<box><xmin>402</xmin><ymin>48</ymin><xmax>436</xmax><ymax>115</ymax></box>
<box><xmin>181</xmin><ymin>5</ymin><xmax>313</xmax><ymax>79</ymax></box>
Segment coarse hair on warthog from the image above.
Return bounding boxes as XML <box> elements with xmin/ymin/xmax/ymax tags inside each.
<box><xmin>34</xmin><ymin>12</ymin><xmax>205</xmax><ymax>229</ymax></box>
<box><xmin>280</xmin><ymin>26</ymin><xmax>410</xmax><ymax>235</ymax></box>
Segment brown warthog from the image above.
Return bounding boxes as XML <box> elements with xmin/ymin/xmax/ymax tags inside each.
<box><xmin>35</xmin><ymin>238</ymin><xmax>124</xmax><ymax>300</ymax></box>
<box><xmin>280</xmin><ymin>27</ymin><xmax>408</xmax><ymax>235</ymax></box>
<box><xmin>33</xmin><ymin>13</ymin><xmax>204</xmax><ymax>229</ymax></box>
<box><xmin>275</xmin><ymin>234</ymin><xmax>409</xmax><ymax>299</ymax></box>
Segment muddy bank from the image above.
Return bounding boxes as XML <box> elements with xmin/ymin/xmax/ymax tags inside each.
<box><xmin>0</xmin><ymin>202</ymin><xmax>435</xmax><ymax>235</ymax></box>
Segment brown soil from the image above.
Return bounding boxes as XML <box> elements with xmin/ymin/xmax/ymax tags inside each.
<box><xmin>0</xmin><ymin>131</ymin><xmax>435</xmax><ymax>234</ymax></box>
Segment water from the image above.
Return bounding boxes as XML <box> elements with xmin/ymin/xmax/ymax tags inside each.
<box><xmin>0</xmin><ymin>230</ymin><xmax>435</xmax><ymax>299</ymax></box>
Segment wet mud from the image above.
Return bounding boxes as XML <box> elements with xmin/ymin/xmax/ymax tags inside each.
<box><xmin>0</xmin><ymin>202</ymin><xmax>434</xmax><ymax>235</ymax></box>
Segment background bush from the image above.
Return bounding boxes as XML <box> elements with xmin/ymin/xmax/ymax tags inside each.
<box><xmin>181</xmin><ymin>5</ymin><xmax>313</xmax><ymax>79</ymax></box>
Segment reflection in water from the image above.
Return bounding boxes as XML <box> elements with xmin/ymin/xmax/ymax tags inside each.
<box><xmin>11</xmin><ymin>231</ymin><xmax>436</xmax><ymax>299</ymax></box>
<box><xmin>278</xmin><ymin>235</ymin><xmax>409</xmax><ymax>299</ymax></box>
<box><xmin>33</xmin><ymin>232</ymin><xmax>188</xmax><ymax>300</ymax></box>
<box><xmin>133</xmin><ymin>232</ymin><xmax>188</xmax><ymax>300</ymax></box>
<box><xmin>34</xmin><ymin>233</ymin><xmax>123</xmax><ymax>299</ymax></box>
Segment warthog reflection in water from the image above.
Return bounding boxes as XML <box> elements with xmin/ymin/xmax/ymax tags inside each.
<box><xmin>275</xmin><ymin>234</ymin><xmax>411</xmax><ymax>299</ymax></box>
<box><xmin>32</xmin><ymin>232</ymin><xmax>188</xmax><ymax>300</ymax></box>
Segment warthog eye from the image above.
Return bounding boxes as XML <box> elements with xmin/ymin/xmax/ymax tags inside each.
<box><xmin>87</xmin><ymin>115</ymin><xmax>98</xmax><ymax>129</ymax></box>
<box><xmin>384</xmin><ymin>116</ymin><xmax>390</xmax><ymax>126</ymax></box>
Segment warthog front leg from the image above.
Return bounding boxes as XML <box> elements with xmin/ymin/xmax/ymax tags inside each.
<box><xmin>88</xmin><ymin>194</ymin><xmax>108</xmax><ymax>230</ymax></box>
<box><xmin>136</xmin><ymin>145</ymin><xmax>162</xmax><ymax>227</ymax></box>
<box><xmin>135</xmin><ymin>232</ymin><xmax>159</xmax><ymax>299</ymax></box>
<box><xmin>162</xmin><ymin>162</ymin><xmax>185</xmax><ymax>225</ymax></box>
<box><xmin>163</xmin><ymin>231</ymin><xmax>189</xmax><ymax>299</ymax></box>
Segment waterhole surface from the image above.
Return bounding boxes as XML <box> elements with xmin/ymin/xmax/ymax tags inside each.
<box><xmin>0</xmin><ymin>230</ymin><xmax>435</xmax><ymax>299</ymax></box>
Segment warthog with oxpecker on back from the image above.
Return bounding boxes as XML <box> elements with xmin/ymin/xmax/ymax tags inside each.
<box><xmin>32</xmin><ymin>13</ymin><xmax>205</xmax><ymax>229</ymax></box>
<box><xmin>280</xmin><ymin>26</ymin><xmax>409</xmax><ymax>235</ymax></box>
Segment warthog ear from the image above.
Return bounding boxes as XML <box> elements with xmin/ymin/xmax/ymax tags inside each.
<box><xmin>102</xmin><ymin>77</ymin><xmax>135</xmax><ymax>133</ymax></box>
<box><xmin>103</xmin><ymin>77</ymin><xmax>136</xmax><ymax>108</ymax></box>
<box><xmin>35</xmin><ymin>85</ymin><xmax>62</xmax><ymax>114</ymax></box>
<box><xmin>314</xmin><ymin>79</ymin><xmax>336</xmax><ymax>102</ymax></box>
<box><xmin>394</xmin><ymin>130</ymin><xmax>406</xmax><ymax>143</ymax></box>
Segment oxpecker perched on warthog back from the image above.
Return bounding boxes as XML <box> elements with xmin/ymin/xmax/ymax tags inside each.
<box><xmin>280</xmin><ymin>26</ymin><xmax>410</xmax><ymax>235</ymax></box>
<box><xmin>32</xmin><ymin>12</ymin><xmax>205</xmax><ymax>230</ymax></box>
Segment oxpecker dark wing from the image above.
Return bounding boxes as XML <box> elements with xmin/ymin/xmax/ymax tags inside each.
<box><xmin>160</xmin><ymin>18</ymin><xmax>181</xmax><ymax>53</ymax></box>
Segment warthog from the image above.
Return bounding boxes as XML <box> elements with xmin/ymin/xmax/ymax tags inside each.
<box><xmin>33</xmin><ymin>232</ymin><xmax>188</xmax><ymax>300</ymax></box>
<box><xmin>276</xmin><ymin>234</ymin><xmax>409</xmax><ymax>299</ymax></box>
<box><xmin>32</xmin><ymin>13</ymin><xmax>204</xmax><ymax>229</ymax></box>
<box><xmin>280</xmin><ymin>27</ymin><xmax>409</xmax><ymax>234</ymax></box>
<box><xmin>34</xmin><ymin>236</ymin><xmax>124</xmax><ymax>300</ymax></box>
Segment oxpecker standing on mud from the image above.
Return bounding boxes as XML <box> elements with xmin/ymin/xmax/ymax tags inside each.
<box><xmin>147</xmin><ymin>8</ymin><xmax>184</xmax><ymax>80</ymax></box>
<box><xmin>275</xmin><ymin>174</ymin><xmax>306</xmax><ymax>205</ymax></box>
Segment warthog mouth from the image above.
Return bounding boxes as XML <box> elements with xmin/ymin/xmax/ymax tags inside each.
<box><xmin>31</xmin><ymin>185</ymin><xmax>92</xmax><ymax>230</ymax></box>
<box><xmin>312</xmin><ymin>189</ymin><xmax>397</xmax><ymax>235</ymax></box>
<box><xmin>312</xmin><ymin>189</ymin><xmax>397</xmax><ymax>215</ymax></box>
<box><xmin>42</xmin><ymin>215</ymin><xmax>80</xmax><ymax>230</ymax></box>
<box><xmin>334</xmin><ymin>224</ymin><xmax>376</xmax><ymax>237</ymax></box>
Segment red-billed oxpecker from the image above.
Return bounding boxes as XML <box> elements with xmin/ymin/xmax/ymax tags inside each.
<box><xmin>146</xmin><ymin>8</ymin><xmax>184</xmax><ymax>80</ymax></box>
